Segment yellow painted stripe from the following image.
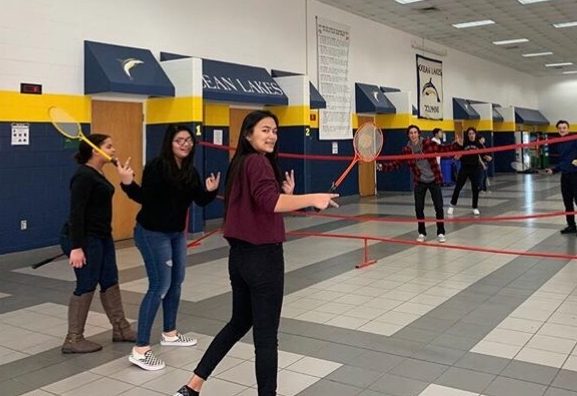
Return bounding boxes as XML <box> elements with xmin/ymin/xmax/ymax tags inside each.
<box><xmin>268</xmin><ymin>105</ymin><xmax>309</xmax><ymax>127</ymax></box>
<box><xmin>493</xmin><ymin>121</ymin><xmax>516</xmax><ymax>132</ymax></box>
<box><xmin>204</xmin><ymin>103</ymin><xmax>229</xmax><ymax>126</ymax></box>
<box><xmin>375</xmin><ymin>113</ymin><xmax>454</xmax><ymax>131</ymax></box>
<box><xmin>146</xmin><ymin>96</ymin><xmax>202</xmax><ymax>124</ymax></box>
<box><xmin>463</xmin><ymin>119</ymin><xmax>493</xmax><ymax>131</ymax></box>
<box><xmin>0</xmin><ymin>91</ymin><xmax>91</xmax><ymax>122</ymax></box>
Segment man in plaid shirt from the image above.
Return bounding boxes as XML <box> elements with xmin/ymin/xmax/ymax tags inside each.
<box><xmin>378</xmin><ymin>124</ymin><xmax>462</xmax><ymax>243</ymax></box>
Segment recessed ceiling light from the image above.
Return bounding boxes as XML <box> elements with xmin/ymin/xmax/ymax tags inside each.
<box><xmin>545</xmin><ymin>62</ymin><xmax>573</xmax><ymax>67</ymax></box>
<box><xmin>493</xmin><ymin>38</ymin><xmax>529</xmax><ymax>45</ymax></box>
<box><xmin>518</xmin><ymin>0</ymin><xmax>551</xmax><ymax>4</ymax></box>
<box><xmin>453</xmin><ymin>20</ymin><xmax>495</xmax><ymax>29</ymax></box>
<box><xmin>553</xmin><ymin>21</ymin><xmax>577</xmax><ymax>28</ymax></box>
<box><xmin>563</xmin><ymin>71</ymin><xmax>577</xmax><ymax>74</ymax></box>
<box><xmin>394</xmin><ymin>0</ymin><xmax>424</xmax><ymax>3</ymax></box>
<box><xmin>522</xmin><ymin>52</ymin><xmax>553</xmax><ymax>57</ymax></box>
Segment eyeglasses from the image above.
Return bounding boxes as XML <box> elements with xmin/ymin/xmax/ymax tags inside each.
<box><xmin>173</xmin><ymin>137</ymin><xmax>193</xmax><ymax>146</ymax></box>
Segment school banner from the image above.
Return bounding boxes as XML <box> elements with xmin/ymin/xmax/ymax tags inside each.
<box><xmin>316</xmin><ymin>17</ymin><xmax>352</xmax><ymax>140</ymax></box>
<box><xmin>417</xmin><ymin>55</ymin><xmax>443</xmax><ymax>120</ymax></box>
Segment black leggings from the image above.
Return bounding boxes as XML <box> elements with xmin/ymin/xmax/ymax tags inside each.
<box><xmin>561</xmin><ymin>173</ymin><xmax>577</xmax><ymax>226</ymax></box>
<box><xmin>194</xmin><ymin>240</ymin><xmax>284</xmax><ymax>396</ymax></box>
<box><xmin>450</xmin><ymin>166</ymin><xmax>481</xmax><ymax>209</ymax></box>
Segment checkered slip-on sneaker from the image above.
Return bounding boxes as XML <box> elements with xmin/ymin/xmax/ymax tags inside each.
<box><xmin>160</xmin><ymin>332</ymin><xmax>198</xmax><ymax>347</ymax></box>
<box><xmin>128</xmin><ymin>349</ymin><xmax>165</xmax><ymax>371</ymax></box>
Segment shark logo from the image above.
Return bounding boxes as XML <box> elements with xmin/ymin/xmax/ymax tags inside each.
<box><xmin>422</xmin><ymin>78</ymin><xmax>441</xmax><ymax>103</ymax></box>
<box><xmin>372</xmin><ymin>91</ymin><xmax>381</xmax><ymax>102</ymax></box>
<box><xmin>118</xmin><ymin>58</ymin><xmax>144</xmax><ymax>80</ymax></box>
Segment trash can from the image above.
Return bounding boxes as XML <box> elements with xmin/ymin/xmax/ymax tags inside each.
<box><xmin>441</xmin><ymin>158</ymin><xmax>454</xmax><ymax>186</ymax></box>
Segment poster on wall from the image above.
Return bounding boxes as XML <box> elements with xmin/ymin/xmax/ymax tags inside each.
<box><xmin>316</xmin><ymin>17</ymin><xmax>352</xmax><ymax>140</ymax></box>
<box><xmin>416</xmin><ymin>55</ymin><xmax>443</xmax><ymax>120</ymax></box>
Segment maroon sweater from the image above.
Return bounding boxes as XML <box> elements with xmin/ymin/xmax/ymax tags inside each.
<box><xmin>223</xmin><ymin>154</ymin><xmax>285</xmax><ymax>245</ymax></box>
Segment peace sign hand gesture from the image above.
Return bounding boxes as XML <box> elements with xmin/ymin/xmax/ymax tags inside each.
<box><xmin>116</xmin><ymin>157</ymin><xmax>135</xmax><ymax>185</ymax></box>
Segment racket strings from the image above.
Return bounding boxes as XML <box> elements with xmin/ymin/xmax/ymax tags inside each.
<box><xmin>354</xmin><ymin>124</ymin><xmax>383</xmax><ymax>161</ymax></box>
<box><xmin>49</xmin><ymin>107</ymin><xmax>81</xmax><ymax>138</ymax></box>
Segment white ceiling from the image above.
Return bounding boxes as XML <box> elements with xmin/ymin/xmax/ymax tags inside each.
<box><xmin>316</xmin><ymin>0</ymin><xmax>577</xmax><ymax>76</ymax></box>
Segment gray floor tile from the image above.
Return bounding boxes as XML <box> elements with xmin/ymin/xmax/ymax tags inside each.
<box><xmin>369</xmin><ymin>373</ymin><xmax>429</xmax><ymax>396</ymax></box>
<box><xmin>297</xmin><ymin>379</ymin><xmax>362</xmax><ymax>396</ymax></box>
<box><xmin>326</xmin><ymin>365</ymin><xmax>383</xmax><ymax>388</ymax></box>
<box><xmin>435</xmin><ymin>366</ymin><xmax>496</xmax><ymax>394</ymax></box>
<box><xmin>410</xmin><ymin>345</ymin><xmax>466</xmax><ymax>366</ymax></box>
<box><xmin>501</xmin><ymin>360</ymin><xmax>559</xmax><ymax>386</ymax></box>
<box><xmin>388</xmin><ymin>358</ymin><xmax>449</xmax><ymax>382</ymax></box>
<box><xmin>545</xmin><ymin>387</ymin><xmax>577</xmax><ymax>396</ymax></box>
<box><xmin>484</xmin><ymin>376</ymin><xmax>548</xmax><ymax>396</ymax></box>
<box><xmin>455</xmin><ymin>352</ymin><xmax>510</xmax><ymax>375</ymax></box>
<box><xmin>347</xmin><ymin>351</ymin><xmax>405</xmax><ymax>372</ymax></box>
<box><xmin>553</xmin><ymin>370</ymin><xmax>577</xmax><ymax>393</ymax></box>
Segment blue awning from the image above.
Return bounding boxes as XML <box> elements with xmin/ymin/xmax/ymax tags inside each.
<box><xmin>515</xmin><ymin>107</ymin><xmax>549</xmax><ymax>126</ymax></box>
<box><xmin>203</xmin><ymin>59</ymin><xmax>287</xmax><ymax>105</ymax></box>
<box><xmin>309</xmin><ymin>82</ymin><xmax>326</xmax><ymax>109</ymax></box>
<box><xmin>492</xmin><ymin>105</ymin><xmax>504</xmax><ymax>122</ymax></box>
<box><xmin>85</xmin><ymin>41</ymin><xmax>174</xmax><ymax>97</ymax></box>
<box><xmin>355</xmin><ymin>83</ymin><xmax>396</xmax><ymax>114</ymax></box>
<box><xmin>453</xmin><ymin>98</ymin><xmax>480</xmax><ymax>120</ymax></box>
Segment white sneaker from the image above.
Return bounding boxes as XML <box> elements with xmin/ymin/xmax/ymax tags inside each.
<box><xmin>447</xmin><ymin>206</ymin><xmax>454</xmax><ymax>216</ymax></box>
<box><xmin>473</xmin><ymin>208</ymin><xmax>480</xmax><ymax>216</ymax></box>
<box><xmin>416</xmin><ymin>234</ymin><xmax>426</xmax><ymax>242</ymax></box>
<box><xmin>160</xmin><ymin>332</ymin><xmax>198</xmax><ymax>347</ymax></box>
<box><xmin>437</xmin><ymin>234</ymin><xmax>446</xmax><ymax>243</ymax></box>
<box><xmin>129</xmin><ymin>349</ymin><xmax>165</xmax><ymax>371</ymax></box>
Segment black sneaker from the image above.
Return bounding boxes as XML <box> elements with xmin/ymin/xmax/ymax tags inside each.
<box><xmin>560</xmin><ymin>226</ymin><xmax>577</xmax><ymax>234</ymax></box>
<box><xmin>173</xmin><ymin>385</ymin><xmax>199</xmax><ymax>396</ymax></box>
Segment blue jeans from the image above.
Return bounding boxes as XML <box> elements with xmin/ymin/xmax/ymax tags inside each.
<box><xmin>60</xmin><ymin>231</ymin><xmax>119</xmax><ymax>296</ymax></box>
<box><xmin>133</xmin><ymin>223</ymin><xmax>187</xmax><ymax>346</ymax></box>
<box><xmin>194</xmin><ymin>239</ymin><xmax>284</xmax><ymax>396</ymax></box>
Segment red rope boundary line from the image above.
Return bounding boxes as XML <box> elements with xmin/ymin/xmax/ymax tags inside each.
<box><xmin>291</xmin><ymin>210</ymin><xmax>577</xmax><ymax>224</ymax></box>
<box><xmin>199</xmin><ymin>133</ymin><xmax>577</xmax><ymax>162</ymax></box>
<box><xmin>187</xmin><ymin>229</ymin><xmax>221</xmax><ymax>248</ymax></box>
<box><xmin>288</xmin><ymin>230</ymin><xmax>577</xmax><ymax>261</ymax></box>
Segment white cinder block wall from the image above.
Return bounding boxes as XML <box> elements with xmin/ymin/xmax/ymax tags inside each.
<box><xmin>2</xmin><ymin>0</ymin><xmax>574</xmax><ymax>119</ymax></box>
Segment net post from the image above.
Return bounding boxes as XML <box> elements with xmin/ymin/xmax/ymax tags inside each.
<box><xmin>356</xmin><ymin>237</ymin><xmax>376</xmax><ymax>269</ymax></box>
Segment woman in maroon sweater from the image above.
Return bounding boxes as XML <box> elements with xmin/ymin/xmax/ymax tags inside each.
<box><xmin>174</xmin><ymin>110</ymin><xmax>338</xmax><ymax>396</ymax></box>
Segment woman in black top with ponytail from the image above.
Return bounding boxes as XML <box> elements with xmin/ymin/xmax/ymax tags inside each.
<box><xmin>60</xmin><ymin>134</ymin><xmax>136</xmax><ymax>354</ymax></box>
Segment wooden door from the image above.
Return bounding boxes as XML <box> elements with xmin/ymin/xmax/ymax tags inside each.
<box><xmin>358</xmin><ymin>116</ymin><xmax>376</xmax><ymax>197</ymax></box>
<box><xmin>229</xmin><ymin>108</ymin><xmax>257</xmax><ymax>160</ymax></box>
<box><xmin>92</xmin><ymin>101</ymin><xmax>143</xmax><ymax>241</ymax></box>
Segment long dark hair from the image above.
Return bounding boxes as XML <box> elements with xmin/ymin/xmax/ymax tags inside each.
<box><xmin>75</xmin><ymin>134</ymin><xmax>110</xmax><ymax>164</ymax></box>
<box><xmin>224</xmin><ymin>110</ymin><xmax>282</xmax><ymax>216</ymax></box>
<box><xmin>465</xmin><ymin>127</ymin><xmax>477</xmax><ymax>143</ymax></box>
<box><xmin>159</xmin><ymin>124</ymin><xmax>197</xmax><ymax>187</ymax></box>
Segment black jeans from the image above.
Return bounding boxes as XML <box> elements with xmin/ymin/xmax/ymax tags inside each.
<box><xmin>414</xmin><ymin>182</ymin><xmax>445</xmax><ymax>236</ymax></box>
<box><xmin>194</xmin><ymin>240</ymin><xmax>284</xmax><ymax>396</ymax></box>
<box><xmin>561</xmin><ymin>173</ymin><xmax>577</xmax><ymax>227</ymax></box>
<box><xmin>450</xmin><ymin>166</ymin><xmax>481</xmax><ymax>209</ymax></box>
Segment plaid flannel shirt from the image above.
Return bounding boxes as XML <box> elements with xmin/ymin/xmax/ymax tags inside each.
<box><xmin>380</xmin><ymin>138</ymin><xmax>461</xmax><ymax>185</ymax></box>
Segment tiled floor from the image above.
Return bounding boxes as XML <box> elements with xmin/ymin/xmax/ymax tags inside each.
<box><xmin>2</xmin><ymin>173</ymin><xmax>577</xmax><ymax>395</ymax></box>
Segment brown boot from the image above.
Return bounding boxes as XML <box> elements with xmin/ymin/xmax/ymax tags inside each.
<box><xmin>62</xmin><ymin>292</ymin><xmax>103</xmax><ymax>353</ymax></box>
<box><xmin>100</xmin><ymin>284</ymin><xmax>136</xmax><ymax>342</ymax></box>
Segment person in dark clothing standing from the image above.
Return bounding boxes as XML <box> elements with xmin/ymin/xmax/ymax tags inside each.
<box><xmin>117</xmin><ymin>125</ymin><xmax>220</xmax><ymax>371</ymax></box>
<box><xmin>545</xmin><ymin>120</ymin><xmax>577</xmax><ymax>234</ymax></box>
<box><xmin>173</xmin><ymin>111</ymin><xmax>339</xmax><ymax>396</ymax></box>
<box><xmin>448</xmin><ymin>127</ymin><xmax>486</xmax><ymax>216</ymax></box>
<box><xmin>378</xmin><ymin>124</ymin><xmax>462</xmax><ymax>243</ymax></box>
<box><xmin>60</xmin><ymin>134</ymin><xmax>136</xmax><ymax>354</ymax></box>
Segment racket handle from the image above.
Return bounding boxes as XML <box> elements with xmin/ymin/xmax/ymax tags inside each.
<box><xmin>314</xmin><ymin>183</ymin><xmax>337</xmax><ymax>212</ymax></box>
<box><xmin>32</xmin><ymin>253</ymin><xmax>65</xmax><ymax>269</ymax></box>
